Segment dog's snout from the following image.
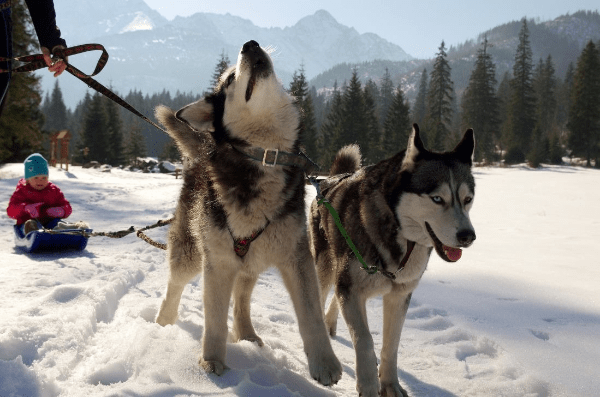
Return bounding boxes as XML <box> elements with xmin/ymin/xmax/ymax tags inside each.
<box><xmin>242</xmin><ymin>40</ymin><xmax>260</xmax><ymax>54</ymax></box>
<box><xmin>456</xmin><ymin>229</ymin><xmax>476</xmax><ymax>246</ymax></box>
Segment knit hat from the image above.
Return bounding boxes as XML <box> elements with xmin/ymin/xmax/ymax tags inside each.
<box><xmin>24</xmin><ymin>153</ymin><xmax>49</xmax><ymax>180</ymax></box>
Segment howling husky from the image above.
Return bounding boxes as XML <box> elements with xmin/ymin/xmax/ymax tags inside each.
<box><xmin>308</xmin><ymin>124</ymin><xmax>476</xmax><ymax>396</ymax></box>
<box><xmin>154</xmin><ymin>40</ymin><xmax>342</xmax><ymax>386</ymax></box>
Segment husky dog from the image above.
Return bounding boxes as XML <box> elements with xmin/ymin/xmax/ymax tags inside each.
<box><xmin>308</xmin><ymin>124</ymin><xmax>476</xmax><ymax>396</ymax></box>
<box><xmin>154</xmin><ymin>40</ymin><xmax>342</xmax><ymax>386</ymax></box>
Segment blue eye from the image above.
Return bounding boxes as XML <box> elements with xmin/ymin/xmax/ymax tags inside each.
<box><xmin>431</xmin><ymin>196</ymin><xmax>444</xmax><ymax>205</ymax></box>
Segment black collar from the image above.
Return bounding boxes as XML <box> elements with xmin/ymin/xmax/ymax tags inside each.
<box><xmin>232</xmin><ymin>144</ymin><xmax>319</xmax><ymax>175</ymax></box>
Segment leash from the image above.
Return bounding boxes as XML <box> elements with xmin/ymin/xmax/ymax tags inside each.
<box><xmin>0</xmin><ymin>44</ymin><xmax>167</xmax><ymax>134</ymax></box>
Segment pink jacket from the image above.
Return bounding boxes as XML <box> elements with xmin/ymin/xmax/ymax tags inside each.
<box><xmin>7</xmin><ymin>179</ymin><xmax>72</xmax><ymax>225</ymax></box>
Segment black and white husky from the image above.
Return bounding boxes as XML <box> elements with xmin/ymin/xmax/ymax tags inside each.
<box><xmin>154</xmin><ymin>40</ymin><xmax>342</xmax><ymax>386</ymax></box>
<box><xmin>308</xmin><ymin>125</ymin><xmax>476</xmax><ymax>396</ymax></box>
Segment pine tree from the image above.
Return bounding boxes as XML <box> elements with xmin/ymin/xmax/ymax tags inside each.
<box><xmin>0</xmin><ymin>0</ymin><xmax>44</xmax><ymax>162</ymax></box>
<box><xmin>73</xmin><ymin>92</ymin><xmax>92</xmax><ymax>163</ymax></box>
<box><xmin>382</xmin><ymin>85</ymin><xmax>411</xmax><ymax>158</ymax></box>
<box><xmin>378</xmin><ymin>68</ymin><xmax>395</xmax><ymax>124</ymax></box>
<box><xmin>567</xmin><ymin>40</ymin><xmax>600</xmax><ymax>167</ymax></box>
<box><xmin>529</xmin><ymin>55</ymin><xmax>558</xmax><ymax>166</ymax></box>
<box><xmin>424</xmin><ymin>42</ymin><xmax>455</xmax><ymax>151</ymax></box>
<box><xmin>319</xmin><ymin>82</ymin><xmax>344</xmax><ymax>168</ymax></box>
<box><xmin>337</xmin><ymin>70</ymin><xmax>371</xmax><ymax>160</ymax></box>
<box><xmin>496</xmin><ymin>72</ymin><xmax>512</xmax><ymax>154</ymax></box>
<box><xmin>104</xmin><ymin>90</ymin><xmax>125</xmax><ymax>165</ymax></box>
<box><xmin>461</xmin><ymin>37</ymin><xmax>500</xmax><ymax>162</ymax></box>
<box><xmin>289</xmin><ymin>65</ymin><xmax>318</xmax><ymax>161</ymax></box>
<box><xmin>43</xmin><ymin>80</ymin><xmax>69</xmax><ymax>132</ymax></box>
<box><xmin>533</xmin><ymin>56</ymin><xmax>557</xmax><ymax>135</ymax></box>
<box><xmin>81</xmin><ymin>93</ymin><xmax>110</xmax><ymax>163</ymax></box>
<box><xmin>126</xmin><ymin>121</ymin><xmax>147</xmax><ymax>167</ymax></box>
<box><xmin>363</xmin><ymin>80</ymin><xmax>382</xmax><ymax>163</ymax></box>
<box><xmin>412</xmin><ymin>68</ymin><xmax>428</xmax><ymax>127</ymax></box>
<box><xmin>210</xmin><ymin>50</ymin><xmax>231</xmax><ymax>91</ymax></box>
<box><xmin>556</xmin><ymin>62</ymin><xmax>574</xmax><ymax>128</ymax></box>
<box><xmin>506</xmin><ymin>19</ymin><xmax>536</xmax><ymax>162</ymax></box>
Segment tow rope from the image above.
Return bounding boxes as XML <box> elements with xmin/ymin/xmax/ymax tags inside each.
<box><xmin>42</xmin><ymin>218</ymin><xmax>173</xmax><ymax>250</ymax></box>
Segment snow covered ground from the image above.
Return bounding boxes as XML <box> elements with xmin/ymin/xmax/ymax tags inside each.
<box><xmin>0</xmin><ymin>162</ymin><xmax>598</xmax><ymax>397</ymax></box>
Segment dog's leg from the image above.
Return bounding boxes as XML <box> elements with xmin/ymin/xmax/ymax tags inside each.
<box><xmin>378</xmin><ymin>291</ymin><xmax>411</xmax><ymax>397</ymax></box>
<box><xmin>277</xmin><ymin>248</ymin><xmax>342</xmax><ymax>386</ymax></box>
<box><xmin>324</xmin><ymin>296</ymin><xmax>340</xmax><ymax>337</ymax></box>
<box><xmin>317</xmin><ymin>257</ymin><xmax>338</xmax><ymax>337</ymax></box>
<box><xmin>156</xmin><ymin>252</ymin><xmax>201</xmax><ymax>326</ymax></box>
<box><xmin>200</xmin><ymin>261</ymin><xmax>238</xmax><ymax>375</ymax></box>
<box><xmin>232</xmin><ymin>271</ymin><xmax>263</xmax><ymax>346</ymax></box>
<box><xmin>338</xmin><ymin>285</ymin><xmax>379</xmax><ymax>397</ymax></box>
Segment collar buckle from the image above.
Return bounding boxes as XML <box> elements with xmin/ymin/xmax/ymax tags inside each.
<box><xmin>262</xmin><ymin>148</ymin><xmax>279</xmax><ymax>167</ymax></box>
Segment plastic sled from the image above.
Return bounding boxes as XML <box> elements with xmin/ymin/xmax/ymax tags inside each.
<box><xmin>14</xmin><ymin>225</ymin><xmax>92</xmax><ymax>253</ymax></box>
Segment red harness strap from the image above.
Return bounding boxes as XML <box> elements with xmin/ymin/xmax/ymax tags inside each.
<box><xmin>231</xmin><ymin>222</ymin><xmax>269</xmax><ymax>257</ymax></box>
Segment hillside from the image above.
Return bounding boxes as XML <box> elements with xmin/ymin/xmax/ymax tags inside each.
<box><xmin>310</xmin><ymin>11</ymin><xmax>600</xmax><ymax>102</ymax></box>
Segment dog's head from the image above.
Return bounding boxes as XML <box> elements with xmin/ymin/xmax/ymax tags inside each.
<box><xmin>397</xmin><ymin>124</ymin><xmax>476</xmax><ymax>262</ymax></box>
<box><xmin>168</xmin><ymin>40</ymin><xmax>299</xmax><ymax>151</ymax></box>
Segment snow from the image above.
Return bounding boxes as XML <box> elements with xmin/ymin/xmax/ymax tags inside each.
<box><xmin>1</xmin><ymin>163</ymin><xmax>599</xmax><ymax>397</ymax></box>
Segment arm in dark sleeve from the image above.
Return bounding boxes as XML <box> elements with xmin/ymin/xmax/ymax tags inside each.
<box><xmin>24</xmin><ymin>0</ymin><xmax>66</xmax><ymax>50</ymax></box>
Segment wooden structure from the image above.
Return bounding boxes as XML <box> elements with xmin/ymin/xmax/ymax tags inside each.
<box><xmin>50</xmin><ymin>130</ymin><xmax>71</xmax><ymax>171</ymax></box>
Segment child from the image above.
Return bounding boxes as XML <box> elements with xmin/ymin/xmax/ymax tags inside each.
<box><xmin>7</xmin><ymin>153</ymin><xmax>72</xmax><ymax>235</ymax></box>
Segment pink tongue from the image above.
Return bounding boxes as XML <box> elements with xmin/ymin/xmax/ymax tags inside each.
<box><xmin>444</xmin><ymin>246</ymin><xmax>462</xmax><ymax>262</ymax></box>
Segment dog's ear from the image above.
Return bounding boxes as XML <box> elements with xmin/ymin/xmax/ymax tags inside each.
<box><xmin>175</xmin><ymin>99</ymin><xmax>215</xmax><ymax>132</ymax></box>
<box><xmin>453</xmin><ymin>129</ymin><xmax>475</xmax><ymax>166</ymax></box>
<box><xmin>402</xmin><ymin>123</ymin><xmax>426</xmax><ymax>169</ymax></box>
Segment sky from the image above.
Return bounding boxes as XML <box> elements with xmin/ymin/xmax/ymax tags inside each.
<box><xmin>143</xmin><ymin>0</ymin><xmax>599</xmax><ymax>59</ymax></box>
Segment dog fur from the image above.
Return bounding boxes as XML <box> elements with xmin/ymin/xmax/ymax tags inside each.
<box><xmin>308</xmin><ymin>125</ymin><xmax>476</xmax><ymax>396</ymax></box>
<box><xmin>154</xmin><ymin>40</ymin><xmax>342</xmax><ymax>386</ymax></box>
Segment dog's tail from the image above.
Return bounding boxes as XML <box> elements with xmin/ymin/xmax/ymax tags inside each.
<box><xmin>330</xmin><ymin>144</ymin><xmax>361</xmax><ymax>176</ymax></box>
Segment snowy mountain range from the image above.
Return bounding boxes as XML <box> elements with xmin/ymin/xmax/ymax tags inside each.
<box><xmin>40</xmin><ymin>0</ymin><xmax>411</xmax><ymax>108</ymax></box>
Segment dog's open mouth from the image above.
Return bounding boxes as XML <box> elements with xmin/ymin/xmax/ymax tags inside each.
<box><xmin>425</xmin><ymin>222</ymin><xmax>462</xmax><ymax>262</ymax></box>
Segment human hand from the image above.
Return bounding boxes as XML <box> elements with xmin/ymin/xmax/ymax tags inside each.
<box><xmin>46</xmin><ymin>207</ymin><xmax>65</xmax><ymax>218</ymax></box>
<box><xmin>41</xmin><ymin>45</ymin><xmax>68</xmax><ymax>77</ymax></box>
<box><xmin>24</xmin><ymin>203</ymin><xmax>43</xmax><ymax>218</ymax></box>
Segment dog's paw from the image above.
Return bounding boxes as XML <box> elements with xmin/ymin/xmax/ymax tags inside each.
<box><xmin>232</xmin><ymin>327</ymin><xmax>264</xmax><ymax>347</ymax></box>
<box><xmin>155</xmin><ymin>312</ymin><xmax>177</xmax><ymax>326</ymax></box>
<box><xmin>325</xmin><ymin>314</ymin><xmax>338</xmax><ymax>337</ymax></box>
<box><xmin>357</xmin><ymin>382</ymin><xmax>380</xmax><ymax>397</ymax></box>
<box><xmin>308</xmin><ymin>351</ymin><xmax>342</xmax><ymax>386</ymax></box>
<box><xmin>380</xmin><ymin>381</ymin><xmax>408</xmax><ymax>397</ymax></box>
<box><xmin>200</xmin><ymin>359</ymin><xmax>229</xmax><ymax>376</ymax></box>
<box><xmin>238</xmin><ymin>334</ymin><xmax>264</xmax><ymax>347</ymax></box>
<box><xmin>155</xmin><ymin>301</ymin><xmax>178</xmax><ymax>326</ymax></box>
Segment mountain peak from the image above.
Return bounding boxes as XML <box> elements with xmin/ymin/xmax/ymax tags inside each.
<box><xmin>295</xmin><ymin>9</ymin><xmax>340</xmax><ymax>28</ymax></box>
<box><xmin>120</xmin><ymin>12</ymin><xmax>155</xmax><ymax>33</ymax></box>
